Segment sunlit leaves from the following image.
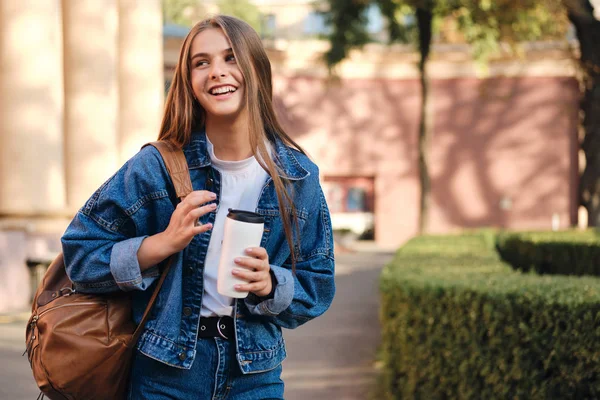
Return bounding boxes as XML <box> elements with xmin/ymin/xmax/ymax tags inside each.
<box><xmin>324</xmin><ymin>0</ymin><xmax>571</xmax><ymax>67</ymax></box>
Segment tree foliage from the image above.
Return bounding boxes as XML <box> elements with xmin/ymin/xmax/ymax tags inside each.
<box><xmin>217</xmin><ymin>0</ymin><xmax>263</xmax><ymax>32</ymax></box>
<box><xmin>564</xmin><ymin>0</ymin><xmax>600</xmax><ymax>225</ymax></box>
<box><xmin>323</xmin><ymin>0</ymin><xmax>576</xmax><ymax>233</ymax></box>
<box><xmin>324</xmin><ymin>0</ymin><xmax>570</xmax><ymax>67</ymax></box>
<box><xmin>162</xmin><ymin>0</ymin><xmax>203</xmax><ymax>27</ymax></box>
<box><xmin>162</xmin><ymin>0</ymin><xmax>262</xmax><ymax>33</ymax></box>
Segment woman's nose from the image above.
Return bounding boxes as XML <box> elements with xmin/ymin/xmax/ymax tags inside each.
<box><xmin>209</xmin><ymin>61</ymin><xmax>226</xmax><ymax>80</ymax></box>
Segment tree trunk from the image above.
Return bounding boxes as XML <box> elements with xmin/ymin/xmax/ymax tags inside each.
<box><xmin>566</xmin><ymin>0</ymin><xmax>600</xmax><ymax>225</ymax></box>
<box><xmin>416</xmin><ymin>7</ymin><xmax>433</xmax><ymax>234</ymax></box>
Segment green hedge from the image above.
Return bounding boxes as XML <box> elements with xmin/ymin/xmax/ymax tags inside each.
<box><xmin>380</xmin><ymin>233</ymin><xmax>600</xmax><ymax>399</ymax></box>
<box><xmin>496</xmin><ymin>230</ymin><xmax>600</xmax><ymax>277</ymax></box>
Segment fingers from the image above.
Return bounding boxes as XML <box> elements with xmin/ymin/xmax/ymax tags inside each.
<box><xmin>234</xmin><ymin>281</ymin><xmax>269</xmax><ymax>294</ymax></box>
<box><xmin>244</xmin><ymin>247</ymin><xmax>268</xmax><ymax>260</ymax></box>
<box><xmin>192</xmin><ymin>222</ymin><xmax>213</xmax><ymax>235</ymax></box>
<box><xmin>178</xmin><ymin>190</ymin><xmax>217</xmax><ymax>211</ymax></box>
<box><xmin>176</xmin><ymin>192</ymin><xmax>217</xmax><ymax>227</ymax></box>
<box><xmin>189</xmin><ymin>202</ymin><xmax>217</xmax><ymax>221</ymax></box>
<box><xmin>232</xmin><ymin>251</ymin><xmax>271</xmax><ymax>295</ymax></box>
<box><xmin>234</xmin><ymin>255</ymin><xmax>267</xmax><ymax>271</ymax></box>
<box><xmin>232</xmin><ymin>268</ymin><xmax>262</xmax><ymax>283</ymax></box>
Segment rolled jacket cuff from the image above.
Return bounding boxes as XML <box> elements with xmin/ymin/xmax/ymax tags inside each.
<box><xmin>244</xmin><ymin>264</ymin><xmax>294</xmax><ymax>317</ymax></box>
<box><xmin>110</xmin><ymin>236</ymin><xmax>159</xmax><ymax>291</ymax></box>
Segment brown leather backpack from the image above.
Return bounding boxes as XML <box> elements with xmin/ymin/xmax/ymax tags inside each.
<box><xmin>25</xmin><ymin>141</ymin><xmax>192</xmax><ymax>400</ymax></box>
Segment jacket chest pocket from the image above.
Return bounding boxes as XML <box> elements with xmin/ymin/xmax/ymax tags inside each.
<box><xmin>256</xmin><ymin>207</ymin><xmax>308</xmax><ymax>264</ymax></box>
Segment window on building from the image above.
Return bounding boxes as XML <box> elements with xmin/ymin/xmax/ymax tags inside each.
<box><xmin>323</xmin><ymin>176</ymin><xmax>375</xmax><ymax>240</ymax></box>
<box><xmin>346</xmin><ymin>187</ymin><xmax>367</xmax><ymax>212</ymax></box>
<box><xmin>323</xmin><ymin>177</ymin><xmax>374</xmax><ymax>213</ymax></box>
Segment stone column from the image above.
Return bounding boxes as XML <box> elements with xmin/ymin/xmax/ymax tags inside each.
<box><xmin>62</xmin><ymin>0</ymin><xmax>119</xmax><ymax>212</ymax></box>
<box><xmin>118</xmin><ymin>0</ymin><xmax>164</xmax><ymax>163</ymax></box>
<box><xmin>0</xmin><ymin>0</ymin><xmax>66</xmax><ymax>216</ymax></box>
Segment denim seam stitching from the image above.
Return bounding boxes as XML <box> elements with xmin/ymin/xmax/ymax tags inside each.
<box><xmin>124</xmin><ymin>190</ymin><xmax>170</xmax><ymax>217</ymax></box>
<box><xmin>258</xmin><ymin>302</ymin><xmax>278</xmax><ymax>317</ymax></box>
<box><xmin>320</xmin><ymin>189</ymin><xmax>333</xmax><ymax>256</ymax></box>
<box><xmin>116</xmin><ymin>276</ymin><xmax>143</xmax><ymax>286</ymax></box>
<box><xmin>82</xmin><ymin>178</ymin><xmax>113</xmax><ymax>215</ymax></box>
<box><xmin>238</xmin><ymin>340</ymin><xmax>285</xmax><ymax>355</ymax></box>
<box><xmin>281</xmin><ymin>309</ymin><xmax>312</xmax><ymax>322</ymax></box>
<box><xmin>137</xmin><ymin>348</ymin><xmax>190</xmax><ymax>370</ymax></box>
<box><xmin>86</xmin><ymin>212</ymin><xmax>117</xmax><ymax>233</ymax></box>
<box><xmin>144</xmin><ymin>329</ymin><xmax>187</xmax><ymax>349</ymax></box>
<box><xmin>256</xmin><ymin>207</ymin><xmax>309</xmax><ymax>220</ymax></box>
<box><xmin>280</xmin><ymin>147</ymin><xmax>309</xmax><ymax>180</ymax></box>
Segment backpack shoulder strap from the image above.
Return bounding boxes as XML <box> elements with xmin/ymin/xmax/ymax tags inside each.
<box><xmin>143</xmin><ymin>141</ymin><xmax>193</xmax><ymax>200</ymax></box>
<box><xmin>132</xmin><ymin>141</ymin><xmax>193</xmax><ymax>343</ymax></box>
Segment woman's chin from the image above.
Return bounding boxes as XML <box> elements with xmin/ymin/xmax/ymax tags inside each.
<box><xmin>206</xmin><ymin>106</ymin><xmax>245</xmax><ymax>120</ymax></box>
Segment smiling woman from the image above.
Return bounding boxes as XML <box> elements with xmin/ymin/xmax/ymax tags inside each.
<box><xmin>60</xmin><ymin>14</ymin><xmax>336</xmax><ymax>400</ymax></box>
<box><xmin>190</xmin><ymin>30</ymin><xmax>245</xmax><ymax>120</ymax></box>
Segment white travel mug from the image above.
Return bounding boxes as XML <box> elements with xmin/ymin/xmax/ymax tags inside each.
<box><xmin>217</xmin><ymin>209</ymin><xmax>265</xmax><ymax>298</ymax></box>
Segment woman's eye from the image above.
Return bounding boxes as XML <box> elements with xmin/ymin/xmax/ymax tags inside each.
<box><xmin>226</xmin><ymin>55</ymin><xmax>236</xmax><ymax>62</ymax></box>
<box><xmin>195</xmin><ymin>61</ymin><xmax>208</xmax><ymax>67</ymax></box>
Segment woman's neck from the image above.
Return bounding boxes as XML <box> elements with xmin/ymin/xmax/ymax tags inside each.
<box><xmin>205</xmin><ymin>114</ymin><xmax>252</xmax><ymax>161</ymax></box>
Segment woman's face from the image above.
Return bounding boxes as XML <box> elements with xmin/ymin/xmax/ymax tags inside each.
<box><xmin>190</xmin><ymin>28</ymin><xmax>246</xmax><ymax>121</ymax></box>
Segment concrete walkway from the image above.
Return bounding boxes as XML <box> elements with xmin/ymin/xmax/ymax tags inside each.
<box><xmin>282</xmin><ymin>251</ymin><xmax>394</xmax><ymax>400</ymax></box>
<box><xmin>0</xmin><ymin>249</ymin><xmax>393</xmax><ymax>400</ymax></box>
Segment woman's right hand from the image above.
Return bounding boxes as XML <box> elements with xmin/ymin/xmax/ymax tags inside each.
<box><xmin>163</xmin><ymin>190</ymin><xmax>217</xmax><ymax>253</ymax></box>
<box><xmin>137</xmin><ymin>190</ymin><xmax>216</xmax><ymax>271</ymax></box>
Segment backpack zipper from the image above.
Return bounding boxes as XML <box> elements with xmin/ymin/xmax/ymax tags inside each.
<box><xmin>23</xmin><ymin>302</ymin><xmax>103</xmax><ymax>358</ymax></box>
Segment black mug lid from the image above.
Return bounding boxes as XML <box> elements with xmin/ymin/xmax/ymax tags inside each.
<box><xmin>227</xmin><ymin>209</ymin><xmax>264</xmax><ymax>224</ymax></box>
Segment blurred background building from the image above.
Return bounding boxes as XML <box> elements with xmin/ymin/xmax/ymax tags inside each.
<box><xmin>0</xmin><ymin>0</ymin><xmax>164</xmax><ymax>312</ymax></box>
<box><xmin>0</xmin><ymin>0</ymin><xmax>585</xmax><ymax>312</ymax></box>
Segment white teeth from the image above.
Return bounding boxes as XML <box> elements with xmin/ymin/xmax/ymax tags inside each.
<box><xmin>210</xmin><ymin>86</ymin><xmax>236</xmax><ymax>95</ymax></box>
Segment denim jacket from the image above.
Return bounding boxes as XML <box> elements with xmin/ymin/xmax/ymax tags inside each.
<box><xmin>61</xmin><ymin>131</ymin><xmax>335</xmax><ymax>373</ymax></box>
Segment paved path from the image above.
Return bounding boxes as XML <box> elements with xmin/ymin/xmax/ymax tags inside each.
<box><xmin>0</xmin><ymin>251</ymin><xmax>393</xmax><ymax>400</ymax></box>
<box><xmin>281</xmin><ymin>251</ymin><xmax>393</xmax><ymax>400</ymax></box>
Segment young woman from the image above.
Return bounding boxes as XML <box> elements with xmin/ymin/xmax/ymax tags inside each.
<box><xmin>61</xmin><ymin>14</ymin><xmax>335</xmax><ymax>400</ymax></box>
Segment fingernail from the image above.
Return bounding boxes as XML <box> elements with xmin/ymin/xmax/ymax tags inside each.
<box><xmin>206</xmin><ymin>223</ymin><xmax>213</xmax><ymax>229</ymax></box>
<box><xmin>232</xmin><ymin>269</ymin><xmax>239</xmax><ymax>275</ymax></box>
<box><xmin>234</xmin><ymin>257</ymin><xmax>241</xmax><ymax>263</ymax></box>
<box><xmin>245</xmin><ymin>248</ymin><xmax>253</xmax><ymax>253</ymax></box>
<box><xmin>210</xmin><ymin>192</ymin><xmax>217</xmax><ymax>198</ymax></box>
<box><xmin>210</xmin><ymin>203</ymin><xmax>217</xmax><ymax>208</ymax></box>
<box><xmin>234</xmin><ymin>285</ymin><xmax>241</xmax><ymax>290</ymax></box>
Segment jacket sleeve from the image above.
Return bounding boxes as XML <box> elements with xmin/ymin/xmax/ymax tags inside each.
<box><xmin>61</xmin><ymin>146</ymin><xmax>174</xmax><ymax>294</ymax></box>
<box><xmin>244</xmin><ymin>175</ymin><xmax>336</xmax><ymax>329</ymax></box>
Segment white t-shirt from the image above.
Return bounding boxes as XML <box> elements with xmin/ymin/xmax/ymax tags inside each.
<box><xmin>200</xmin><ymin>138</ymin><xmax>270</xmax><ymax>317</ymax></box>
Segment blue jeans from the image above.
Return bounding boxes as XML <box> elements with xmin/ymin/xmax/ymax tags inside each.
<box><xmin>128</xmin><ymin>338</ymin><xmax>285</xmax><ymax>399</ymax></box>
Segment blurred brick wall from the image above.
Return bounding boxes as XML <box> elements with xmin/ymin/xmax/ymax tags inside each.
<box><xmin>275</xmin><ymin>75</ymin><xmax>579</xmax><ymax>248</ymax></box>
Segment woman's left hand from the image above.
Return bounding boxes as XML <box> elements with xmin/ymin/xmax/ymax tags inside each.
<box><xmin>232</xmin><ymin>247</ymin><xmax>273</xmax><ymax>298</ymax></box>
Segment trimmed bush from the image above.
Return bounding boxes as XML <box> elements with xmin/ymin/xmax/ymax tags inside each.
<box><xmin>380</xmin><ymin>233</ymin><xmax>600</xmax><ymax>399</ymax></box>
<box><xmin>496</xmin><ymin>230</ymin><xmax>600</xmax><ymax>277</ymax></box>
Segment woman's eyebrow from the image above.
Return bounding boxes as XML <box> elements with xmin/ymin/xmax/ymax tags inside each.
<box><xmin>191</xmin><ymin>52</ymin><xmax>209</xmax><ymax>61</ymax></box>
<box><xmin>191</xmin><ymin>48</ymin><xmax>233</xmax><ymax>61</ymax></box>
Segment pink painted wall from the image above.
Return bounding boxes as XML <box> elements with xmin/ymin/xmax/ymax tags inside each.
<box><xmin>273</xmin><ymin>76</ymin><xmax>579</xmax><ymax>248</ymax></box>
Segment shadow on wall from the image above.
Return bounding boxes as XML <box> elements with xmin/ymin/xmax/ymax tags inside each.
<box><xmin>431</xmin><ymin>77</ymin><xmax>578</xmax><ymax>231</ymax></box>
<box><xmin>272</xmin><ymin>74</ymin><xmax>579</xmax><ymax>236</ymax></box>
<box><xmin>273</xmin><ymin>76</ymin><xmax>419</xmax><ymax>178</ymax></box>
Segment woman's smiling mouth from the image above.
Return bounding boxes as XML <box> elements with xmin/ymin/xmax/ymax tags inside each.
<box><xmin>209</xmin><ymin>85</ymin><xmax>237</xmax><ymax>97</ymax></box>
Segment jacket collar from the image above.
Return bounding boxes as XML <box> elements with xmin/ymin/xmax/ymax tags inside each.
<box><xmin>184</xmin><ymin>130</ymin><xmax>310</xmax><ymax>181</ymax></box>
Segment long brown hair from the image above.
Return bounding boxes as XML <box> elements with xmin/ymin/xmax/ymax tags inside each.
<box><xmin>158</xmin><ymin>15</ymin><xmax>305</xmax><ymax>272</ymax></box>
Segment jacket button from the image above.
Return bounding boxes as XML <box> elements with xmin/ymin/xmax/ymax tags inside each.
<box><xmin>183</xmin><ymin>307</ymin><xmax>192</xmax><ymax>316</ymax></box>
<box><xmin>178</xmin><ymin>352</ymin><xmax>186</xmax><ymax>361</ymax></box>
